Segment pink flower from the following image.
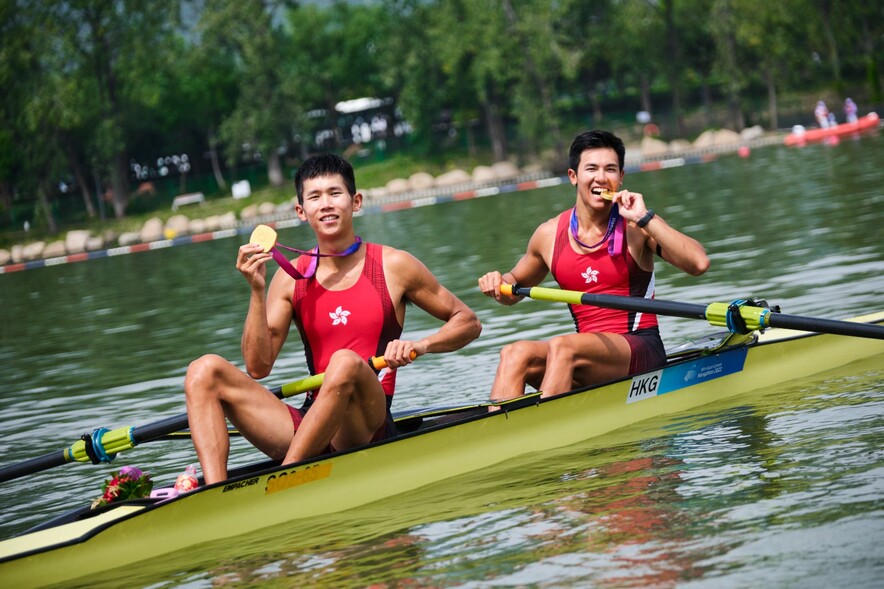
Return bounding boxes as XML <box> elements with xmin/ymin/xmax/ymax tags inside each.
<box><xmin>119</xmin><ymin>466</ymin><xmax>143</xmax><ymax>479</ymax></box>
<box><xmin>91</xmin><ymin>465</ymin><xmax>153</xmax><ymax>509</ymax></box>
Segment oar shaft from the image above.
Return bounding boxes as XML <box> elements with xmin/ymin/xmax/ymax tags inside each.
<box><xmin>0</xmin><ymin>356</ymin><xmax>395</xmax><ymax>484</ymax></box>
<box><xmin>506</xmin><ymin>285</ymin><xmax>884</xmax><ymax>340</ymax></box>
<box><xmin>762</xmin><ymin>312</ymin><xmax>884</xmax><ymax>339</ymax></box>
<box><xmin>514</xmin><ymin>285</ymin><xmax>708</xmax><ymax>321</ymax></box>
<box><xmin>0</xmin><ymin>452</ymin><xmax>69</xmax><ymax>483</ymax></box>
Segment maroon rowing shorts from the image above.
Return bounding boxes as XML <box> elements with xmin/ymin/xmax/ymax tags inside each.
<box><xmin>623</xmin><ymin>328</ymin><xmax>667</xmax><ymax>374</ymax></box>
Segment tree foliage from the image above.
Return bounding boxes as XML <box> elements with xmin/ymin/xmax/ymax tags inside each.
<box><xmin>2</xmin><ymin>0</ymin><xmax>880</xmax><ymax>229</ymax></box>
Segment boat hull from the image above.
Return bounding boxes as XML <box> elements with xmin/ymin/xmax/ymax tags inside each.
<box><xmin>785</xmin><ymin>112</ymin><xmax>880</xmax><ymax>146</ymax></box>
<box><xmin>1</xmin><ymin>314</ymin><xmax>883</xmax><ymax>587</ymax></box>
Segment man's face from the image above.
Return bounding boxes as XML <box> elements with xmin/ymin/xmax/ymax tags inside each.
<box><xmin>295</xmin><ymin>174</ymin><xmax>361</xmax><ymax>233</ymax></box>
<box><xmin>568</xmin><ymin>148</ymin><xmax>624</xmax><ymax>203</ymax></box>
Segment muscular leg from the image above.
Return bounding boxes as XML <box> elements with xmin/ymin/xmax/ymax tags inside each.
<box><xmin>184</xmin><ymin>354</ymin><xmax>295</xmax><ymax>484</ymax></box>
<box><xmin>539</xmin><ymin>332</ymin><xmax>631</xmax><ymax>397</ymax></box>
<box><xmin>283</xmin><ymin>349</ymin><xmax>387</xmax><ymax>464</ymax></box>
<box><xmin>489</xmin><ymin>340</ymin><xmax>551</xmax><ymax>404</ymax></box>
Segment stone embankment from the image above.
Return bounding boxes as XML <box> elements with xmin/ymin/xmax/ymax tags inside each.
<box><xmin>0</xmin><ymin>126</ymin><xmax>777</xmax><ymax>273</ymax></box>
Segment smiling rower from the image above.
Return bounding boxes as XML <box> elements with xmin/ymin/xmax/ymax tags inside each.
<box><xmin>478</xmin><ymin>130</ymin><xmax>709</xmax><ymax>402</ymax></box>
<box><xmin>185</xmin><ymin>153</ymin><xmax>481</xmax><ymax>484</ymax></box>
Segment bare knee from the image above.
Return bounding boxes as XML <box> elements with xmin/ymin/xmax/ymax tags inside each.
<box><xmin>499</xmin><ymin>340</ymin><xmax>535</xmax><ymax>369</ymax></box>
<box><xmin>327</xmin><ymin>348</ymin><xmax>364</xmax><ymax>373</ymax></box>
<box><xmin>184</xmin><ymin>354</ymin><xmax>230</xmax><ymax>401</ymax></box>
<box><xmin>547</xmin><ymin>336</ymin><xmax>578</xmax><ymax>364</ymax></box>
<box><xmin>322</xmin><ymin>349</ymin><xmax>365</xmax><ymax>393</ymax></box>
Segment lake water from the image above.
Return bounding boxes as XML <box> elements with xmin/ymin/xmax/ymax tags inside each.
<box><xmin>1</xmin><ymin>132</ymin><xmax>882</xmax><ymax>588</ymax></box>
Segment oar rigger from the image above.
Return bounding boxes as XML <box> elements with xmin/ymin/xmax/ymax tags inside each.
<box><xmin>70</xmin><ymin>426</ymin><xmax>136</xmax><ymax>464</ymax></box>
<box><xmin>706</xmin><ymin>298</ymin><xmax>781</xmax><ymax>335</ymax></box>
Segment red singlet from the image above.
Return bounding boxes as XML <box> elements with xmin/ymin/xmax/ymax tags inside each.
<box><xmin>291</xmin><ymin>242</ymin><xmax>403</xmax><ymax>408</ymax></box>
<box><xmin>551</xmin><ymin>210</ymin><xmax>658</xmax><ymax>334</ymax></box>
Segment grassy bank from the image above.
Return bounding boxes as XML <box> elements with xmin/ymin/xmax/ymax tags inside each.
<box><xmin>0</xmin><ymin>147</ymin><xmax>501</xmax><ymax>251</ymax></box>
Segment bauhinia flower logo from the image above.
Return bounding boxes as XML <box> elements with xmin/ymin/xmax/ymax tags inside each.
<box><xmin>329</xmin><ymin>305</ymin><xmax>351</xmax><ymax>325</ymax></box>
<box><xmin>91</xmin><ymin>465</ymin><xmax>153</xmax><ymax>509</ymax></box>
<box><xmin>581</xmin><ymin>266</ymin><xmax>599</xmax><ymax>284</ymax></box>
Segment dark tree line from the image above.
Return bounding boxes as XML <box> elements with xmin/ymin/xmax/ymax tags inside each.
<box><xmin>1</xmin><ymin>0</ymin><xmax>880</xmax><ymax>230</ymax></box>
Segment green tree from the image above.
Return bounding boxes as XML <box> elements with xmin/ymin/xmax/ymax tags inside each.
<box><xmin>500</xmin><ymin>0</ymin><xmax>567</xmax><ymax>159</ymax></box>
<box><xmin>1</xmin><ymin>1</ymin><xmax>93</xmax><ymax>232</ymax></box>
<box><xmin>709</xmin><ymin>0</ymin><xmax>746</xmax><ymax>130</ymax></box>
<box><xmin>377</xmin><ymin>0</ymin><xmax>452</xmax><ymax>154</ymax></box>
<box><xmin>159</xmin><ymin>34</ymin><xmax>239</xmax><ymax>193</ymax></box>
<box><xmin>0</xmin><ymin>0</ymin><xmax>33</xmax><ymax>226</ymax></box>
<box><xmin>45</xmin><ymin>0</ymin><xmax>182</xmax><ymax>219</ymax></box>
<box><xmin>608</xmin><ymin>0</ymin><xmax>665</xmax><ymax>121</ymax></box>
<box><xmin>200</xmin><ymin>0</ymin><xmax>300</xmax><ymax>188</ymax></box>
<box><xmin>424</xmin><ymin>0</ymin><xmax>517</xmax><ymax>161</ymax></box>
<box><xmin>285</xmin><ymin>1</ymin><xmax>392</xmax><ymax>157</ymax></box>
<box><xmin>732</xmin><ymin>0</ymin><xmax>813</xmax><ymax>129</ymax></box>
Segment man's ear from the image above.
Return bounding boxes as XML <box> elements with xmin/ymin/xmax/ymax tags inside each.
<box><xmin>352</xmin><ymin>192</ymin><xmax>363</xmax><ymax>212</ymax></box>
<box><xmin>295</xmin><ymin>203</ymin><xmax>307</xmax><ymax>221</ymax></box>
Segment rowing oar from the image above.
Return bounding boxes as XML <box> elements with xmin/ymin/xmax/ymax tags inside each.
<box><xmin>0</xmin><ymin>356</ymin><xmax>394</xmax><ymax>484</ymax></box>
<box><xmin>500</xmin><ymin>284</ymin><xmax>884</xmax><ymax>340</ymax></box>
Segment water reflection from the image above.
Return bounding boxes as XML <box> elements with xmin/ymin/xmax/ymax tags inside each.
<box><xmin>52</xmin><ymin>355</ymin><xmax>882</xmax><ymax>589</ymax></box>
<box><xmin>1</xmin><ymin>135</ymin><xmax>883</xmax><ymax>586</ymax></box>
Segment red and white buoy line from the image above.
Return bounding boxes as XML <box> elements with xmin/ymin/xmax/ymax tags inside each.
<box><xmin>1</xmin><ymin>140</ymin><xmax>777</xmax><ymax>275</ymax></box>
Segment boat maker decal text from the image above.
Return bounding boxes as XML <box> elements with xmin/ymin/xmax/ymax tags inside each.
<box><xmin>626</xmin><ymin>347</ymin><xmax>748</xmax><ymax>404</ymax></box>
<box><xmin>222</xmin><ymin>477</ymin><xmax>260</xmax><ymax>493</ymax></box>
<box><xmin>265</xmin><ymin>463</ymin><xmax>333</xmax><ymax>495</ymax></box>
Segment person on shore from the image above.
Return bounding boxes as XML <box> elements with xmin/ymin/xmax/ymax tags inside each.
<box><xmin>814</xmin><ymin>100</ymin><xmax>830</xmax><ymax>128</ymax></box>
<box><xmin>477</xmin><ymin>130</ymin><xmax>709</xmax><ymax>402</ymax></box>
<box><xmin>185</xmin><ymin>153</ymin><xmax>482</xmax><ymax>484</ymax></box>
<box><xmin>844</xmin><ymin>98</ymin><xmax>858</xmax><ymax>123</ymax></box>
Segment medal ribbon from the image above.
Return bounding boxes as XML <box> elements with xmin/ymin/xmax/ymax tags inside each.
<box><xmin>271</xmin><ymin>236</ymin><xmax>363</xmax><ymax>280</ymax></box>
<box><xmin>569</xmin><ymin>205</ymin><xmax>624</xmax><ymax>256</ymax></box>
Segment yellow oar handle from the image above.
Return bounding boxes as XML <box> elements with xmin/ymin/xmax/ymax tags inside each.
<box><xmin>267</xmin><ymin>352</ymin><xmax>413</xmax><ymax>398</ymax></box>
<box><xmin>499</xmin><ymin>284</ymin><xmax>514</xmax><ymax>296</ymax></box>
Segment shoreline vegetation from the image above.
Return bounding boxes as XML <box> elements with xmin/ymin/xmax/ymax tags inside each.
<box><xmin>0</xmin><ymin>127</ymin><xmax>780</xmax><ymax>272</ymax></box>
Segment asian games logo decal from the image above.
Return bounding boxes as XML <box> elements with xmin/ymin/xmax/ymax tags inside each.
<box><xmin>581</xmin><ymin>266</ymin><xmax>599</xmax><ymax>284</ymax></box>
<box><xmin>330</xmin><ymin>305</ymin><xmax>351</xmax><ymax>325</ymax></box>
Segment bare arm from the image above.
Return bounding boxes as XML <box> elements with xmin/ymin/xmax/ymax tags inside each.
<box><xmin>643</xmin><ymin>216</ymin><xmax>709</xmax><ymax>276</ymax></box>
<box><xmin>383</xmin><ymin>248</ymin><xmax>481</xmax><ymax>367</ymax></box>
<box><xmin>478</xmin><ymin>220</ymin><xmax>554</xmax><ymax>305</ymax></box>
<box><xmin>615</xmin><ymin>190</ymin><xmax>710</xmax><ymax>276</ymax></box>
<box><xmin>238</xmin><ymin>243</ymin><xmax>294</xmax><ymax>379</ymax></box>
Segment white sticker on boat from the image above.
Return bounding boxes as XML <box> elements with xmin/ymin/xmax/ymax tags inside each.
<box><xmin>626</xmin><ymin>347</ymin><xmax>749</xmax><ymax>404</ymax></box>
<box><xmin>627</xmin><ymin>370</ymin><xmax>663</xmax><ymax>403</ymax></box>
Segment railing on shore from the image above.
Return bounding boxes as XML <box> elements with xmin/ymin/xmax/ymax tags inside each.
<box><xmin>0</xmin><ymin>134</ymin><xmax>788</xmax><ymax>275</ymax></box>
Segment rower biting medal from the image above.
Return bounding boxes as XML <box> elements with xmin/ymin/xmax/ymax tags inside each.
<box><xmin>598</xmin><ymin>182</ymin><xmax>620</xmax><ymax>201</ymax></box>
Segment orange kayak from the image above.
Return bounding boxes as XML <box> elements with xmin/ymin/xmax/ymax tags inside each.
<box><xmin>785</xmin><ymin>112</ymin><xmax>880</xmax><ymax>146</ymax></box>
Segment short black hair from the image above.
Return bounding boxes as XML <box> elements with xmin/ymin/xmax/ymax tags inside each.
<box><xmin>568</xmin><ymin>130</ymin><xmax>625</xmax><ymax>172</ymax></box>
<box><xmin>294</xmin><ymin>153</ymin><xmax>357</xmax><ymax>205</ymax></box>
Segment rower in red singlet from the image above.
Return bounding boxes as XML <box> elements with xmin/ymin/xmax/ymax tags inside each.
<box><xmin>478</xmin><ymin>130</ymin><xmax>709</xmax><ymax>402</ymax></box>
<box><xmin>185</xmin><ymin>153</ymin><xmax>481</xmax><ymax>485</ymax></box>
